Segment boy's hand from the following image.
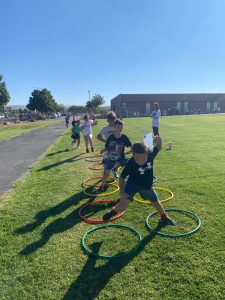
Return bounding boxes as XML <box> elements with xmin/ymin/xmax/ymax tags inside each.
<box><xmin>154</xmin><ymin>135</ymin><xmax>162</xmax><ymax>151</ymax></box>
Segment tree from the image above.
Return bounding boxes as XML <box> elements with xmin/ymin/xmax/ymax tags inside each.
<box><xmin>68</xmin><ymin>105</ymin><xmax>87</xmax><ymax>114</ymax></box>
<box><xmin>0</xmin><ymin>74</ymin><xmax>10</xmax><ymax>112</ymax></box>
<box><xmin>85</xmin><ymin>94</ymin><xmax>105</xmax><ymax>111</ymax></box>
<box><xmin>27</xmin><ymin>89</ymin><xmax>57</xmax><ymax>113</ymax></box>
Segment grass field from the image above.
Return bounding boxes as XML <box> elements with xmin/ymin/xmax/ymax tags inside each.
<box><xmin>0</xmin><ymin>119</ymin><xmax>62</xmax><ymax>141</ymax></box>
<box><xmin>0</xmin><ymin>114</ymin><xmax>225</xmax><ymax>300</ymax></box>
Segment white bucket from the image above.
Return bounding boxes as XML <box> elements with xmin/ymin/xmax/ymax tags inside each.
<box><xmin>168</xmin><ymin>141</ymin><xmax>173</xmax><ymax>150</ymax></box>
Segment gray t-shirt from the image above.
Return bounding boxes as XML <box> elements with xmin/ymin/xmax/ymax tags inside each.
<box><xmin>98</xmin><ymin>125</ymin><xmax>114</xmax><ymax>140</ymax></box>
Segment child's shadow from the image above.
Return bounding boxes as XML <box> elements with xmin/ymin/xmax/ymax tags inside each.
<box><xmin>16</xmin><ymin>192</ymin><xmax>117</xmax><ymax>256</ymax></box>
<box><xmin>63</xmin><ymin>226</ymin><xmax>161</xmax><ymax>300</ymax></box>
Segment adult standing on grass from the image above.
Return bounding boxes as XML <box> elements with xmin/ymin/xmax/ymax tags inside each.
<box><xmin>151</xmin><ymin>102</ymin><xmax>161</xmax><ymax>136</ymax></box>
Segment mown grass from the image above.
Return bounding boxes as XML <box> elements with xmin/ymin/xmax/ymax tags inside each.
<box><xmin>0</xmin><ymin>119</ymin><xmax>62</xmax><ymax>141</ymax></box>
<box><xmin>0</xmin><ymin>114</ymin><xmax>225</xmax><ymax>300</ymax></box>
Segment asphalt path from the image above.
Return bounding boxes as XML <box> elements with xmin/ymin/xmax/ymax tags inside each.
<box><xmin>0</xmin><ymin>121</ymin><xmax>66</xmax><ymax>196</ymax></box>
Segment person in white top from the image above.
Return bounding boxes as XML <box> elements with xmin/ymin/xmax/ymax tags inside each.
<box><xmin>97</xmin><ymin>111</ymin><xmax>116</xmax><ymax>143</ymax></box>
<box><xmin>81</xmin><ymin>114</ymin><xmax>95</xmax><ymax>153</ymax></box>
<box><xmin>151</xmin><ymin>102</ymin><xmax>161</xmax><ymax>136</ymax></box>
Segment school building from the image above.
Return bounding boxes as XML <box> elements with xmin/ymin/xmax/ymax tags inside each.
<box><xmin>111</xmin><ymin>93</ymin><xmax>225</xmax><ymax>117</ymax></box>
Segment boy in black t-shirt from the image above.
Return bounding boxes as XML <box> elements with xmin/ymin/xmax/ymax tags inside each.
<box><xmin>95</xmin><ymin>119</ymin><xmax>132</xmax><ymax>194</ymax></box>
<box><xmin>103</xmin><ymin>139</ymin><xmax>176</xmax><ymax>226</ymax></box>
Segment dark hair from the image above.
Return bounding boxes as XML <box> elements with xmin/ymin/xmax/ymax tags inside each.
<box><xmin>83</xmin><ymin>114</ymin><xmax>88</xmax><ymax>120</ymax></box>
<box><xmin>72</xmin><ymin>120</ymin><xmax>76</xmax><ymax>126</ymax></box>
<box><xmin>153</xmin><ymin>102</ymin><xmax>160</xmax><ymax>110</ymax></box>
<box><xmin>132</xmin><ymin>142</ymin><xmax>149</xmax><ymax>154</ymax></box>
<box><xmin>114</xmin><ymin>119</ymin><xmax>124</xmax><ymax>126</ymax></box>
<box><xmin>107</xmin><ymin>111</ymin><xmax>116</xmax><ymax>121</ymax></box>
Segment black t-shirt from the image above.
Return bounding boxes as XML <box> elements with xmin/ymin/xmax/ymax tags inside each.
<box><xmin>105</xmin><ymin>134</ymin><xmax>132</xmax><ymax>161</ymax></box>
<box><xmin>121</xmin><ymin>147</ymin><xmax>159</xmax><ymax>188</ymax></box>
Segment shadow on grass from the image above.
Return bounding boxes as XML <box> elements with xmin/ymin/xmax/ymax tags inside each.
<box><xmin>38</xmin><ymin>153</ymin><xmax>85</xmax><ymax>171</ymax></box>
<box><xmin>63</xmin><ymin>225</ymin><xmax>161</xmax><ymax>300</ymax></box>
<box><xmin>46</xmin><ymin>149</ymin><xmax>71</xmax><ymax>156</ymax></box>
<box><xmin>17</xmin><ymin>192</ymin><xmax>118</xmax><ymax>256</ymax></box>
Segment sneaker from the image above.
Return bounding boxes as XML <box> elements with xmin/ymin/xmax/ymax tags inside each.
<box><xmin>91</xmin><ymin>147</ymin><xmax>94</xmax><ymax>152</ymax></box>
<box><xmin>94</xmin><ymin>186</ymin><xmax>107</xmax><ymax>194</ymax></box>
<box><xmin>112</xmin><ymin>168</ymin><xmax>119</xmax><ymax>179</ymax></box>
<box><xmin>159</xmin><ymin>216</ymin><xmax>177</xmax><ymax>226</ymax></box>
<box><xmin>86</xmin><ymin>148</ymin><xmax>89</xmax><ymax>153</ymax></box>
<box><xmin>103</xmin><ymin>209</ymin><xmax>117</xmax><ymax>222</ymax></box>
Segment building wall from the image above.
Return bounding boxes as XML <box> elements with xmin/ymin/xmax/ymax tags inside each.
<box><xmin>111</xmin><ymin>94</ymin><xmax>225</xmax><ymax>117</ymax></box>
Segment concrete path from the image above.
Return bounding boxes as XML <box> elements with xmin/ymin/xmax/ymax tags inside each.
<box><xmin>0</xmin><ymin>121</ymin><xmax>66</xmax><ymax>196</ymax></box>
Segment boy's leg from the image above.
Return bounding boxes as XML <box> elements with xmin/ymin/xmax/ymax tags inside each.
<box><xmin>77</xmin><ymin>138</ymin><xmax>80</xmax><ymax>147</ymax></box>
<box><xmin>88</xmin><ymin>135</ymin><xmax>94</xmax><ymax>152</ymax></box>
<box><xmin>95</xmin><ymin>161</ymin><xmax>113</xmax><ymax>194</ymax></box>
<box><xmin>139</xmin><ymin>188</ymin><xmax>176</xmax><ymax>225</ymax></box>
<box><xmin>83</xmin><ymin>136</ymin><xmax>89</xmax><ymax>152</ymax></box>
<box><xmin>103</xmin><ymin>183</ymin><xmax>136</xmax><ymax>222</ymax></box>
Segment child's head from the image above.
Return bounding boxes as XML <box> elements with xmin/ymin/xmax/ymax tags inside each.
<box><xmin>107</xmin><ymin>111</ymin><xmax>116</xmax><ymax>126</ymax></box>
<box><xmin>153</xmin><ymin>102</ymin><xmax>159</xmax><ymax>111</ymax></box>
<box><xmin>84</xmin><ymin>114</ymin><xmax>89</xmax><ymax>121</ymax></box>
<box><xmin>72</xmin><ymin>120</ymin><xmax>76</xmax><ymax>126</ymax></box>
<box><xmin>114</xmin><ymin>119</ymin><xmax>123</xmax><ymax>134</ymax></box>
<box><xmin>132</xmin><ymin>142</ymin><xmax>149</xmax><ymax>166</ymax></box>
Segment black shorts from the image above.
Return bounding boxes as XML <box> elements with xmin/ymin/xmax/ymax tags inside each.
<box><xmin>71</xmin><ymin>133</ymin><xmax>80</xmax><ymax>139</ymax></box>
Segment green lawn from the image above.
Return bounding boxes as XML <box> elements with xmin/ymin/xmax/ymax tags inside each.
<box><xmin>0</xmin><ymin>115</ymin><xmax>225</xmax><ymax>300</ymax></box>
<box><xmin>0</xmin><ymin>119</ymin><xmax>63</xmax><ymax>141</ymax></box>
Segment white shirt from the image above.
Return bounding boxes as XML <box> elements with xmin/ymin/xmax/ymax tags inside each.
<box><xmin>98</xmin><ymin>125</ymin><xmax>115</xmax><ymax>140</ymax></box>
<box><xmin>81</xmin><ymin>119</ymin><xmax>93</xmax><ymax>136</ymax></box>
<box><xmin>152</xmin><ymin>110</ymin><xmax>161</xmax><ymax>127</ymax></box>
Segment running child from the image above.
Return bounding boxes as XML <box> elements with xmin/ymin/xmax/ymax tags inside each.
<box><xmin>80</xmin><ymin>114</ymin><xmax>95</xmax><ymax>153</ymax></box>
<box><xmin>103</xmin><ymin>138</ymin><xmax>176</xmax><ymax>226</ymax></box>
<box><xmin>71</xmin><ymin>119</ymin><xmax>81</xmax><ymax>148</ymax></box>
<box><xmin>95</xmin><ymin>119</ymin><xmax>132</xmax><ymax>194</ymax></box>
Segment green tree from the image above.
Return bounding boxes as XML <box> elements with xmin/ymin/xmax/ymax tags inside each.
<box><xmin>68</xmin><ymin>105</ymin><xmax>87</xmax><ymax>113</ymax></box>
<box><xmin>0</xmin><ymin>74</ymin><xmax>10</xmax><ymax>112</ymax></box>
<box><xmin>27</xmin><ymin>89</ymin><xmax>57</xmax><ymax>113</ymax></box>
<box><xmin>85</xmin><ymin>94</ymin><xmax>105</xmax><ymax>111</ymax></box>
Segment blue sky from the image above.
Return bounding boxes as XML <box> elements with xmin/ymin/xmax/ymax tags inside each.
<box><xmin>1</xmin><ymin>0</ymin><xmax>225</xmax><ymax>106</ymax></box>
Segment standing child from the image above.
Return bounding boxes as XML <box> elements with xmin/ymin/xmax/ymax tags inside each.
<box><xmin>151</xmin><ymin>102</ymin><xmax>161</xmax><ymax>136</ymax></box>
<box><xmin>95</xmin><ymin>119</ymin><xmax>132</xmax><ymax>194</ymax></box>
<box><xmin>71</xmin><ymin>119</ymin><xmax>81</xmax><ymax>148</ymax></box>
<box><xmin>103</xmin><ymin>138</ymin><xmax>176</xmax><ymax>226</ymax></box>
<box><xmin>81</xmin><ymin>114</ymin><xmax>95</xmax><ymax>153</ymax></box>
<box><xmin>65</xmin><ymin>114</ymin><xmax>70</xmax><ymax>128</ymax></box>
<box><xmin>97</xmin><ymin>111</ymin><xmax>116</xmax><ymax>143</ymax></box>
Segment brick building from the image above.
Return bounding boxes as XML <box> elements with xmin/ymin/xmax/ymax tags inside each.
<box><xmin>111</xmin><ymin>93</ymin><xmax>225</xmax><ymax>117</ymax></box>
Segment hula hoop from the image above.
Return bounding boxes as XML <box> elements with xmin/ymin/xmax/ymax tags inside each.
<box><xmin>146</xmin><ymin>208</ymin><xmax>201</xmax><ymax>238</ymax></box>
<box><xmin>134</xmin><ymin>187</ymin><xmax>173</xmax><ymax>205</ymax></box>
<box><xmin>89</xmin><ymin>163</ymin><xmax>104</xmax><ymax>171</ymax></box>
<box><xmin>82</xmin><ymin>176</ymin><xmax>116</xmax><ymax>188</ymax></box>
<box><xmin>83</xmin><ymin>183</ymin><xmax>119</xmax><ymax>197</ymax></box>
<box><xmin>85</xmin><ymin>156</ymin><xmax>102</xmax><ymax>163</ymax></box>
<box><xmin>82</xmin><ymin>224</ymin><xmax>142</xmax><ymax>259</ymax></box>
<box><xmin>79</xmin><ymin>200</ymin><xmax>125</xmax><ymax>223</ymax></box>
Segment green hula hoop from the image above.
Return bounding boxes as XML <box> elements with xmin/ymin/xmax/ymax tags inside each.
<box><xmin>82</xmin><ymin>224</ymin><xmax>142</xmax><ymax>259</ymax></box>
<box><xmin>83</xmin><ymin>183</ymin><xmax>119</xmax><ymax>197</ymax></box>
<box><xmin>146</xmin><ymin>208</ymin><xmax>201</xmax><ymax>238</ymax></box>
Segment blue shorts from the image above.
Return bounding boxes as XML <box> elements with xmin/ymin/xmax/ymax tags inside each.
<box><xmin>124</xmin><ymin>183</ymin><xmax>158</xmax><ymax>202</ymax></box>
<box><xmin>105</xmin><ymin>158</ymin><xmax>128</xmax><ymax>171</ymax></box>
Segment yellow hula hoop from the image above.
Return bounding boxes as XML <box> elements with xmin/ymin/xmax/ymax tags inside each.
<box><xmin>83</xmin><ymin>183</ymin><xmax>119</xmax><ymax>197</ymax></box>
<box><xmin>82</xmin><ymin>176</ymin><xmax>116</xmax><ymax>188</ymax></box>
<box><xmin>89</xmin><ymin>163</ymin><xmax>104</xmax><ymax>171</ymax></box>
<box><xmin>133</xmin><ymin>187</ymin><xmax>173</xmax><ymax>205</ymax></box>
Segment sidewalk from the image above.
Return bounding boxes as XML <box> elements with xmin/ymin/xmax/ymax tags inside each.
<box><xmin>0</xmin><ymin>121</ymin><xmax>66</xmax><ymax>196</ymax></box>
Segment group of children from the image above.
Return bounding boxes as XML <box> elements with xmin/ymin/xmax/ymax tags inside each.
<box><xmin>70</xmin><ymin>108</ymin><xmax>176</xmax><ymax>226</ymax></box>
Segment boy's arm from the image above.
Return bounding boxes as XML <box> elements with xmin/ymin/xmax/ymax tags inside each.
<box><xmin>97</xmin><ymin>134</ymin><xmax>106</xmax><ymax>143</ymax></box>
<box><xmin>153</xmin><ymin>136</ymin><xmax>162</xmax><ymax>152</ymax></box>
